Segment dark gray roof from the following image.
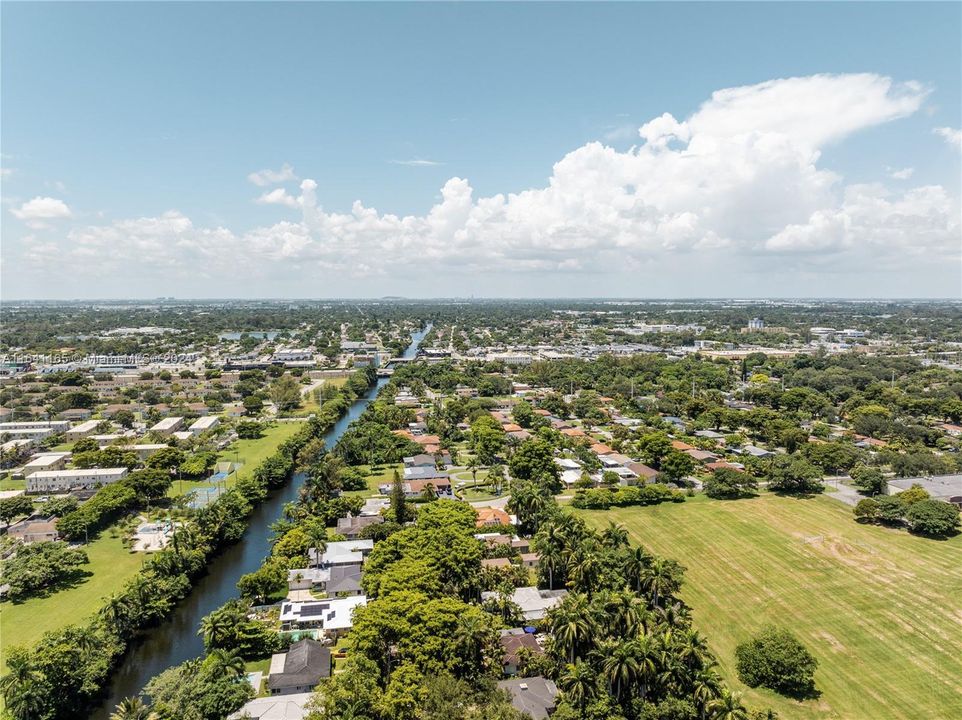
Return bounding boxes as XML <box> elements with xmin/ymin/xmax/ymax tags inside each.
<box><xmin>403</xmin><ymin>466</ymin><xmax>449</xmax><ymax>480</ymax></box>
<box><xmin>267</xmin><ymin>639</ymin><xmax>331</xmax><ymax>691</ymax></box>
<box><xmin>497</xmin><ymin>676</ymin><xmax>559</xmax><ymax>719</ymax></box>
<box><xmin>327</xmin><ymin>564</ymin><xmax>363</xmax><ymax>594</ymax></box>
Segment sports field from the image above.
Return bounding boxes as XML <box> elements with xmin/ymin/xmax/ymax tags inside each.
<box><xmin>577</xmin><ymin>494</ymin><xmax>962</xmax><ymax>720</ymax></box>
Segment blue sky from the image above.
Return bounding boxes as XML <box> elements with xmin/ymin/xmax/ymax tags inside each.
<box><xmin>2</xmin><ymin>1</ymin><xmax>960</xmax><ymax>299</ymax></box>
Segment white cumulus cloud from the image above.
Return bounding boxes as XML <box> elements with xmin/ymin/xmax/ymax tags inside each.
<box><xmin>9</xmin><ymin>73</ymin><xmax>959</xmax><ymax>294</ymax></box>
<box><xmin>10</xmin><ymin>196</ymin><xmax>72</xmax><ymax>228</ymax></box>
<box><xmin>934</xmin><ymin>126</ymin><xmax>962</xmax><ymax>151</ymax></box>
<box><xmin>247</xmin><ymin>163</ymin><xmax>298</xmax><ymax>186</ymax></box>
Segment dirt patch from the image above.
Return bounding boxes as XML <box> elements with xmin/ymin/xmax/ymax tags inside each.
<box><xmin>814</xmin><ymin>630</ymin><xmax>847</xmax><ymax>653</ymax></box>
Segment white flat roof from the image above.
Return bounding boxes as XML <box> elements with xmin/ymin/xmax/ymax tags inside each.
<box><xmin>151</xmin><ymin>417</ymin><xmax>184</xmax><ymax>429</ymax></box>
<box><xmin>29</xmin><ymin>467</ymin><xmax>128</xmax><ymax>478</ymax></box>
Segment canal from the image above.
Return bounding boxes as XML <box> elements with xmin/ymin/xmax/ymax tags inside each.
<box><xmin>90</xmin><ymin>325</ymin><xmax>429</xmax><ymax>718</ymax></box>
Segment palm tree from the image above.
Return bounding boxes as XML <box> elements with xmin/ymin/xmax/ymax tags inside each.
<box><xmin>0</xmin><ymin>653</ymin><xmax>38</xmax><ymax>699</ymax></box>
<box><xmin>692</xmin><ymin>668</ymin><xmax>723</xmax><ymax>720</ymax></box>
<box><xmin>600</xmin><ymin>521</ymin><xmax>629</xmax><ymax>549</ymax></box>
<box><xmin>567</xmin><ymin>548</ymin><xmax>600</xmax><ymax>593</ymax></box>
<box><xmin>453</xmin><ymin>614</ymin><xmax>489</xmax><ymax>676</ymax></box>
<box><xmin>199</xmin><ymin>607</ymin><xmax>235</xmax><ymax>649</ymax></box>
<box><xmin>642</xmin><ymin>558</ymin><xmax>680</xmax><ymax>608</ymax></box>
<box><xmin>539</xmin><ymin>544</ymin><xmax>565</xmax><ymax>590</ymax></box>
<box><xmin>110</xmin><ymin>697</ymin><xmax>156</xmax><ymax>720</ymax></box>
<box><xmin>100</xmin><ymin>595</ymin><xmax>133</xmax><ymax>635</ymax></box>
<box><xmin>623</xmin><ymin>545</ymin><xmax>651</xmax><ymax>592</ymax></box>
<box><xmin>558</xmin><ymin>661</ymin><xmax>596</xmax><ymax>716</ymax></box>
<box><xmin>600</xmin><ymin>637</ymin><xmax>640</xmax><ymax>702</ymax></box>
<box><xmin>677</xmin><ymin>628</ymin><xmax>711</xmax><ymax>671</ymax></box>
<box><xmin>204</xmin><ymin>648</ymin><xmax>245</xmax><ymax>679</ymax></box>
<box><xmin>609</xmin><ymin>589</ymin><xmax>645</xmax><ymax>637</ymax></box>
<box><xmin>707</xmin><ymin>689</ymin><xmax>750</xmax><ymax>720</ymax></box>
<box><xmin>549</xmin><ymin>594</ymin><xmax>594</xmax><ymax>664</ymax></box>
<box><xmin>4</xmin><ymin>676</ymin><xmax>44</xmax><ymax>720</ymax></box>
<box><xmin>635</xmin><ymin>633</ymin><xmax>659</xmax><ymax>702</ymax></box>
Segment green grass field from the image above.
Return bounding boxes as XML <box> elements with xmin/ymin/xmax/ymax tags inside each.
<box><xmin>577</xmin><ymin>494</ymin><xmax>962</xmax><ymax>720</ymax></box>
<box><xmin>168</xmin><ymin>421</ymin><xmax>303</xmax><ymax>498</ymax></box>
<box><xmin>343</xmin><ymin>464</ymin><xmax>402</xmax><ymax>499</ymax></box>
<box><xmin>1</xmin><ymin>532</ymin><xmax>145</xmax><ymax>660</ymax></box>
<box><xmin>0</xmin><ymin>475</ymin><xmax>26</xmax><ymax>492</ymax></box>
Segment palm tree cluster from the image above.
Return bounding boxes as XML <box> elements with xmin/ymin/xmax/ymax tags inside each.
<box><xmin>531</xmin><ymin>516</ymin><xmax>760</xmax><ymax>720</ymax></box>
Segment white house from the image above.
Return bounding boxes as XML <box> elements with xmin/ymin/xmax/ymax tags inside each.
<box><xmin>278</xmin><ymin>596</ymin><xmax>367</xmax><ymax>636</ymax></box>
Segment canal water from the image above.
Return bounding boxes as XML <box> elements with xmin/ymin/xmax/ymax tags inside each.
<box><xmin>90</xmin><ymin>325</ymin><xmax>429</xmax><ymax>718</ymax></box>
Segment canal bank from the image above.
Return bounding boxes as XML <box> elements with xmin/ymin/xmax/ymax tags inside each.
<box><xmin>89</xmin><ymin>324</ymin><xmax>429</xmax><ymax>718</ymax></box>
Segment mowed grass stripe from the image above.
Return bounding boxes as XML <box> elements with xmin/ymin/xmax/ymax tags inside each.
<box><xmin>576</xmin><ymin>495</ymin><xmax>962</xmax><ymax>720</ymax></box>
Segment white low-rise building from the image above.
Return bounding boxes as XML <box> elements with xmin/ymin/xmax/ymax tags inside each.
<box><xmin>0</xmin><ymin>427</ymin><xmax>56</xmax><ymax>441</ymax></box>
<box><xmin>188</xmin><ymin>416</ymin><xmax>220</xmax><ymax>435</ymax></box>
<box><xmin>0</xmin><ymin>420</ymin><xmax>70</xmax><ymax>433</ymax></box>
<box><xmin>27</xmin><ymin>467</ymin><xmax>128</xmax><ymax>493</ymax></box>
<box><xmin>66</xmin><ymin>419</ymin><xmax>102</xmax><ymax>441</ymax></box>
<box><xmin>129</xmin><ymin>443</ymin><xmax>169</xmax><ymax>460</ymax></box>
<box><xmin>150</xmin><ymin>417</ymin><xmax>185</xmax><ymax>436</ymax></box>
<box><xmin>21</xmin><ymin>452</ymin><xmax>71</xmax><ymax>476</ymax></box>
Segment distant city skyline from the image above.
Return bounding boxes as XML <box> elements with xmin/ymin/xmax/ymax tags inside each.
<box><xmin>2</xmin><ymin>2</ymin><xmax>960</xmax><ymax>299</ymax></box>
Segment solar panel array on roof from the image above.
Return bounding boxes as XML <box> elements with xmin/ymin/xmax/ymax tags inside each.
<box><xmin>299</xmin><ymin>603</ymin><xmax>331</xmax><ymax>617</ymax></box>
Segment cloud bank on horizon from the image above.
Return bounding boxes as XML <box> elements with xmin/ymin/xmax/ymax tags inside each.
<box><xmin>7</xmin><ymin>73</ymin><xmax>962</xmax><ymax>297</ymax></box>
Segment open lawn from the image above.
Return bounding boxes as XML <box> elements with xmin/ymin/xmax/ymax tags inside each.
<box><xmin>576</xmin><ymin>494</ymin><xmax>962</xmax><ymax>720</ymax></box>
<box><xmin>1</xmin><ymin>532</ymin><xmax>144</xmax><ymax>662</ymax></box>
<box><xmin>343</xmin><ymin>464</ymin><xmax>402</xmax><ymax>499</ymax></box>
<box><xmin>0</xmin><ymin>475</ymin><xmax>26</xmax><ymax>492</ymax></box>
<box><xmin>168</xmin><ymin>421</ymin><xmax>303</xmax><ymax>498</ymax></box>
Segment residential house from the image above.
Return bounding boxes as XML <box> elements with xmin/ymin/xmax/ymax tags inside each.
<box><xmin>496</xmin><ymin>677</ymin><xmax>559</xmax><ymax>719</ymax></box>
<box><xmin>335</xmin><ymin>513</ymin><xmax>384</xmax><ymax>540</ymax></box>
<box><xmin>188</xmin><ymin>416</ymin><xmax>220</xmax><ymax>435</ymax></box>
<box><xmin>60</xmin><ymin>408</ymin><xmax>93</xmax><ymax>422</ymax></box>
<box><xmin>267</xmin><ymin>639</ymin><xmax>331</xmax><ymax>695</ymax></box>
<box><xmin>6</xmin><ymin>517</ymin><xmax>58</xmax><ymax>543</ymax></box>
<box><xmin>627</xmin><ymin>462</ymin><xmax>659</xmax><ymax>482</ymax></box>
<box><xmin>735</xmin><ymin>444</ymin><xmax>774</xmax><ymax>459</ymax></box>
<box><xmin>499</xmin><ymin>629</ymin><xmax>544</xmax><ymax>676</ymax></box>
<box><xmin>481</xmin><ymin>586</ymin><xmax>567</xmax><ymax>622</ymax></box>
<box><xmin>684</xmin><ymin>448</ymin><xmax>720</xmax><ymax>464</ymax></box>
<box><xmin>379</xmin><ymin>476</ymin><xmax>452</xmax><ymax>498</ymax></box>
<box><xmin>278</xmin><ymin>596</ymin><xmax>367</xmax><ymax>637</ymax></box>
<box><xmin>476</xmin><ymin>507</ymin><xmax>512</xmax><ymax>528</ymax></box>
<box><xmin>520</xmin><ymin>552</ymin><xmax>540</xmax><ymax>569</ymax></box>
<box><xmin>228</xmin><ymin>694</ymin><xmax>314</xmax><ymax>720</ymax></box>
